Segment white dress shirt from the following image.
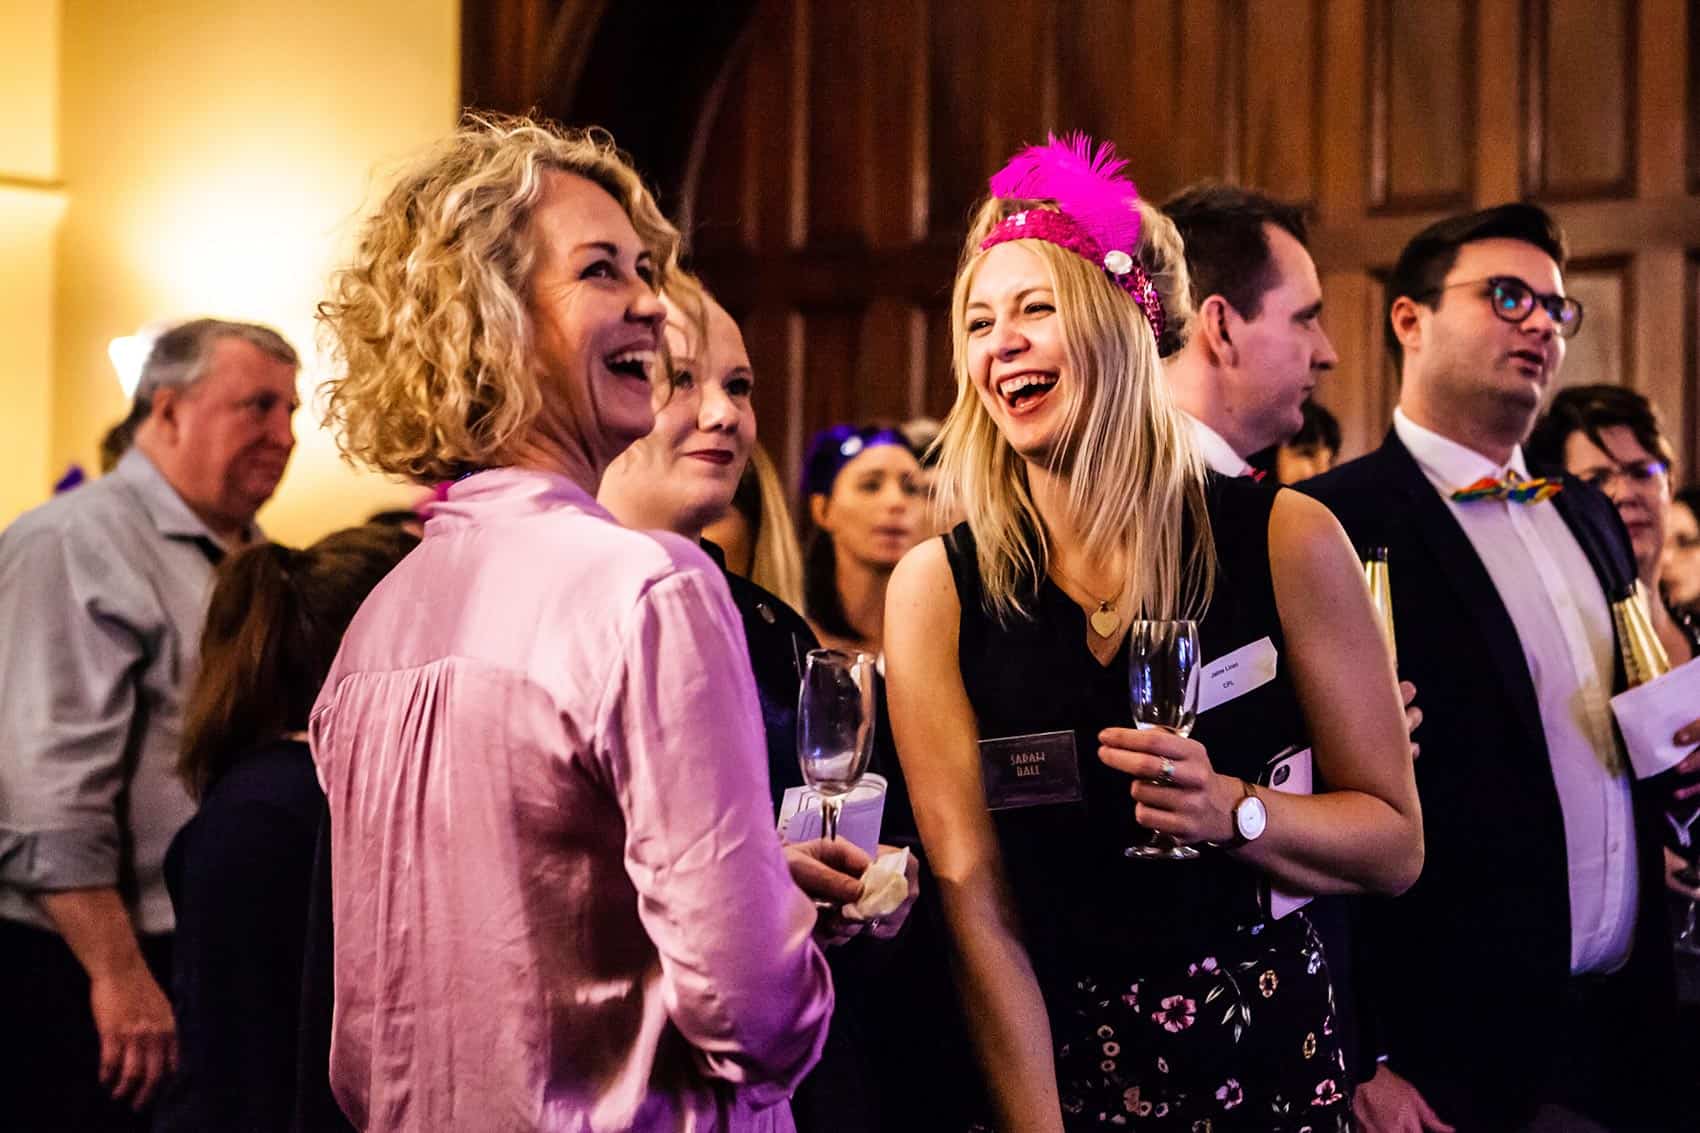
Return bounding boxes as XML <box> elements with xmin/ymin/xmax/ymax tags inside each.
<box><xmin>1183</xmin><ymin>413</ymin><xmax>1255</xmax><ymax>477</ymax></box>
<box><xmin>1394</xmin><ymin>408</ymin><xmax>1637</xmax><ymax>974</ymax></box>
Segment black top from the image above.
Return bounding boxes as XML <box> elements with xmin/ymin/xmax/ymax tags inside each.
<box><xmin>157</xmin><ymin>739</ymin><xmax>323</xmax><ymax>1133</ymax></box>
<box><xmin>703</xmin><ymin>540</ymin><xmax>918</xmax><ymax>844</ymax></box>
<box><xmin>702</xmin><ymin>540</ymin><xmax>817</xmax><ymax>810</ymax></box>
<box><xmin>943</xmin><ymin>474</ymin><xmax>1307</xmax><ymax>988</ymax></box>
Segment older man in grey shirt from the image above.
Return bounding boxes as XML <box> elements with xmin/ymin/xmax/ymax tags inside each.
<box><xmin>0</xmin><ymin>318</ymin><xmax>298</xmax><ymax>1130</ymax></box>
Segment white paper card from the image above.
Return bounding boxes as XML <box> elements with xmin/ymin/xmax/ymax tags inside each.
<box><xmin>1264</xmin><ymin>747</ymin><xmax>1314</xmax><ymax>920</ymax></box>
<box><xmin>777</xmin><ymin>773</ymin><xmax>886</xmax><ymax>856</ymax></box>
<box><xmin>1610</xmin><ymin>657</ymin><xmax>1700</xmax><ymax>780</ymax></box>
<box><xmin>1198</xmin><ymin>636</ymin><xmax>1279</xmax><ymax>714</ymax></box>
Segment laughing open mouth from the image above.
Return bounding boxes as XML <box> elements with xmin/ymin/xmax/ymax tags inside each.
<box><xmin>997</xmin><ymin>372</ymin><xmax>1058</xmax><ymax>411</ymax></box>
<box><xmin>605</xmin><ymin>348</ymin><xmax>657</xmax><ymax>382</ymax></box>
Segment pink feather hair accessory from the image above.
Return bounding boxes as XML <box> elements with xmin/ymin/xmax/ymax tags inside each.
<box><xmin>979</xmin><ymin>133</ymin><xmax>1165</xmax><ymax>341</ymax></box>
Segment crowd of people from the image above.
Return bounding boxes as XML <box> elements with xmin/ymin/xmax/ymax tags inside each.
<box><xmin>2</xmin><ymin>114</ymin><xmax>1699</xmax><ymax>1133</ymax></box>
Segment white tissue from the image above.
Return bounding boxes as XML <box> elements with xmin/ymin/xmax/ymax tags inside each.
<box><xmin>842</xmin><ymin>847</ymin><xmax>911</xmax><ymax>922</ymax></box>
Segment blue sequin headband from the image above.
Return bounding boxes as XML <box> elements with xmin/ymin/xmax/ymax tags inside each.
<box><xmin>801</xmin><ymin>424</ymin><xmax>910</xmax><ymax>497</ymax></box>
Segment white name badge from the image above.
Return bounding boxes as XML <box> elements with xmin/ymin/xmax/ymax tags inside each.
<box><xmin>1197</xmin><ymin>636</ymin><xmax>1279</xmax><ymax>714</ymax></box>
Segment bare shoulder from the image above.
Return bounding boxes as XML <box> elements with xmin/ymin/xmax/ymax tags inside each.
<box><xmin>1267</xmin><ymin>488</ymin><xmax>1356</xmax><ymax>571</ymax></box>
<box><xmin>888</xmin><ymin>536</ymin><xmax>959</xmax><ymax>620</ymax></box>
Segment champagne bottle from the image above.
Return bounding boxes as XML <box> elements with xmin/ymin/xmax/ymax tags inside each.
<box><xmin>1363</xmin><ymin>545</ymin><xmax>1397</xmax><ymax>663</ymax></box>
<box><xmin>1611</xmin><ymin>579</ymin><xmax>1671</xmax><ymax>688</ymax></box>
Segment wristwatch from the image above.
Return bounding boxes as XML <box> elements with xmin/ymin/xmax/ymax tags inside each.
<box><xmin>1225</xmin><ymin>778</ymin><xmax>1267</xmax><ymax>847</ymax></box>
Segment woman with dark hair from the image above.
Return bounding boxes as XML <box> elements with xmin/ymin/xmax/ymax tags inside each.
<box><xmin>157</xmin><ymin>523</ymin><xmax>417</xmax><ymax>1133</ymax></box>
<box><xmin>1527</xmin><ymin>385</ymin><xmax>1700</xmax><ymax>963</ymax></box>
<box><xmin>1526</xmin><ymin>383</ymin><xmax>1698</xmax><ymax>663</ymax></box>
<box><xmin>800</xmin><ymin>424</ymin><xmax>926</xmax><ymax>655</ymax></box>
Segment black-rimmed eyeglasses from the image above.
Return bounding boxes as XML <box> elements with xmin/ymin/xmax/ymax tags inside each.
<box><xmin>1416</xmin><ymin>275</ymin><xmax>1585</xmax><ymax>339</ymax></box>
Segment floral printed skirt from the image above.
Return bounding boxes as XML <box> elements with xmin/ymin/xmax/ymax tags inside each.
<box><xmin>1051</xmin><ymin>914</ymin><xmax>1350</xmax><ymax>1131</ymax></box>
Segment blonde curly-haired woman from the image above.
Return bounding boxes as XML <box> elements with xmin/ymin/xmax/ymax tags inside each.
<box><xmin>312</xmin><ymin>117</ymin><xmax>833</xmax><ymax>1133</ymax></box>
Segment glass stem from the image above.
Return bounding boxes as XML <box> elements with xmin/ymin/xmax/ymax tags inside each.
<box><xmin>823</xmin><ymin>796</ymin><xmax>841</xmax><ymax>842</ymax></box>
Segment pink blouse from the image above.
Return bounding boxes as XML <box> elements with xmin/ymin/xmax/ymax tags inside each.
<box><xmin>310</xmin><ymin>468</ymin><xmax>831</xmax><ymax>1131</ymax></box>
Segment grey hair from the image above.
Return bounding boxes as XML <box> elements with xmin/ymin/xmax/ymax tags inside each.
<box><xmin>135</xmin><ymin>318</ymin><xmax>299</xmax><ymax>406</ymax></box>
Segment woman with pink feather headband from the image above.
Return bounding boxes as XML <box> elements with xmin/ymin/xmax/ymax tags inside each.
<box><xmin>883</xmin><ymin>136</ymin><xmax>1423</xmax><ymax>1130</ymax></box>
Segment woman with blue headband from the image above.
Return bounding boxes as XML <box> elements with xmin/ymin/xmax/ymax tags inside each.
<box><xmin>800</xmin><ymin>423</ymin><xmax>927</xmax><ymax>656</ymax></box>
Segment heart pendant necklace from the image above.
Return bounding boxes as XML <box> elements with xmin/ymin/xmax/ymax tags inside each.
<box><xmin>1051</xmin><ymin>561</ymin><xmax>1123</xmax><ymax>639</ymax></box>
<box><xmin>1088</xmin><ymin>603</ymin><xmax>1121</xmax><ymax>639</ymax></box>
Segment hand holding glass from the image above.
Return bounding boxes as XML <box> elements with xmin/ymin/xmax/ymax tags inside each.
<box><xmin>797</xmin><ymin>649</ymin><xmax>877</xmax><ymax>842</ymax></box>
<box><xmin>1126</xmin><ymin>619</ymin><xmax>1202</xmax><ymax>860</ymax></box>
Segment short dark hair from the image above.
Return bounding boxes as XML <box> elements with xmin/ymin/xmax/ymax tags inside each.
<box><xmin>1525</xmin><ymin>384</ymin><xmax>1675</xmax><ymax>475</ymax></box>
<box><xmin>1384</xmin><ymin>202</ymin><xmax>1568</xmax><ymax>369</ymax></box>
<box><xmin>1160</xmin><ymin>183</ymin><xmax>1310</xmax><ymax>353</ymax></box>
<box><xmin>1288</xmin><ymin>399</ymin><xmax>1341</xmax><ymax>453</ymax></box>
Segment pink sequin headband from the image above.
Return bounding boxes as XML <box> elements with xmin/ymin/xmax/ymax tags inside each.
<box><xmin>977</xmin><ymin>135</ymin><xmax>1165</xmax><ymax>342</ymax></box>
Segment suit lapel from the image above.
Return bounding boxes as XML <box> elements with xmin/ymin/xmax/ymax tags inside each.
<box><xmin>1379</xmin><ymin>431</ymin><xmax>1548</xmax><ymax>763</ymax></box>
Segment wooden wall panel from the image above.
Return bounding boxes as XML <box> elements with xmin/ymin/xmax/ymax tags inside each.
<box><xmin>804</xmin><ymin>1</ymin><xmax>864</xmax><ymax>247</ymax></box>
<box><xmin>1525</xmin><ymin>0</ymin><xmax>1636</xmax><ymax>199</ymax></box>
<box><xmin>688</xmin><ymin>38</ymin><xmax>753</xmax><ymax>256</ymax></box>
<box><xmin>1238</xmin><ymin>0</ymin><xmax>1324</xmax><ymax>203</ymax></box>
<box><xmin>854</xmin><ymin>299</ymin><xmax>925</xmax><ymax>420</ymax></box>
<box><xmin>1172</xmin><ymin>0</ymin><xmax>1236</xmax><ymax>191</ymax></box>
<box><xmin>1054</xmin><ymin>0</ymin><xmax>1143</xmax><ymax>168</ymax></box>
<box><xmin>648</xmin><ymin>0</ymin><xmax>1700</xmax><ymax>485</ymax></box>
<box><xmin>1368</xmin><ymin>0</ymin><xmax>1474</xmax><ymax>212</ymax></box>
<box><xmin>1557</xmin><ymin>259</ymin><xmax>1633</xmax><ymax>390</ymax></box>
<box><xmin>802</xmin><ymin>2</ymin><xmax>929</xmax><ymax>248</ymax></box>
<box><xmin>1688</xmin><ymin>255</ymin><xmax>1700</xmax><ymax>474</ymax></box>
<box><xmin>799</xmin><ymin>308</ymin><xmax>859</xmax><ymax>433</ymax></box>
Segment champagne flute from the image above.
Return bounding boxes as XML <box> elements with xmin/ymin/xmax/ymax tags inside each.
<box><xmin>797</xmin><ymin>649</ymin><xmax>877</xmax><ymax>842</ymax></box>
<box><xmin>1125</xmin><ymin>619</ymin><xmax>1202</xmax><ymax>860</ymax></box>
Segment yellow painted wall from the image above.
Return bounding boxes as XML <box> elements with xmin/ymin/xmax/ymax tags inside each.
<box><xmin>47</xmin><ymin>0</ymin><xmax>460</xmax><ymax>543</ymax></box>
<box><xmin>0</xmin><ymin>0</ymin><xmax>64</xmax><ymax>524</ymax></box>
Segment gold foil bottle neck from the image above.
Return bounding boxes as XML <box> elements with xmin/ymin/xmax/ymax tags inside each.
<box><xmin>1611</xmin><ymin>580</ymin><xmax>1671</xmax><ymax>688</ymax></box>
<box><xmin>1363</xmin><ymin>545</ymin><xmax>1396</xmax><ymax>663</ymax></box>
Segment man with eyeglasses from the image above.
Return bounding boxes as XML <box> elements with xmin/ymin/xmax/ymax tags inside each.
<box><xmin>1302</xmin><ymin>203</ymin><xmax>1695</xmax><ymax>1132</ymax></box>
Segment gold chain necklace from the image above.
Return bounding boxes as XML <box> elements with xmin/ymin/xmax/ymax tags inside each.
<box><xmin>1049</xmin><ymin>559</ymin><xmax>1124</xmax><ymax>638</ymax></box>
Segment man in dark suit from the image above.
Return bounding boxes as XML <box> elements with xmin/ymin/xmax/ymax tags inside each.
<box><xmin>1302</xmin><ymin>203</ymin><xmax>1693</xmax><ymax>1132</ymax></box>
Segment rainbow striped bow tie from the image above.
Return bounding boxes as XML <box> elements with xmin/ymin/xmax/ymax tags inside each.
<box><xmin>1449</xmin><ymin>474</ymin><xmax>1564</xmax><ymax>504</ymax></box>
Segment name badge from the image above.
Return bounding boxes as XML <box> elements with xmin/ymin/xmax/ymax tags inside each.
<box><xmin>1197</xmin><ymin>636</ymin><xmax>1279</xmax><ymax>714</ymax></box>
<box><xmin>980</xmin><ymin>730</ymin><xmax>1083</xmax><ymax>811</ymax></box>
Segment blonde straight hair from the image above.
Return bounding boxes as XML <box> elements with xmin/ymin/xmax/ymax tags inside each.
<box><xmin>743</xmin><ymin>444</ymin><xmax>807</xmax><ymax>610</ymax></box>
<box><xmin>934</xmin><ymin>196</ymin><xmax>1215</xmax><ymax>623</ymax></box>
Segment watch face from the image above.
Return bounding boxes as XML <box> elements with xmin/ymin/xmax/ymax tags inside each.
<box><xmin>1235</xmin><ymin>796</ymin><xmax>1268</xmax><ymax>841</ymax></box>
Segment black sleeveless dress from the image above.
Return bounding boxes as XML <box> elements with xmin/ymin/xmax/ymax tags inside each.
<box><xmin>943</xmin><ymin>475</ymin><xmax>1350</xmax><ymax>1131</ymax></box>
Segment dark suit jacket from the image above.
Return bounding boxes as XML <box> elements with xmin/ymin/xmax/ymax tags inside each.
<box><xmin>1300</xmin><ymin>428</ymin><xmax>1679</xmax><ymax>1126</ymax></box>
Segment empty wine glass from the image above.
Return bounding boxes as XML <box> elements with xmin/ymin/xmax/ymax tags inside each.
<box><xmin>797</xmin><ymin>649</ymin><xmax>877</xmax><ymax>841</ymax></box>
<box><xmin>1125</xmin><ymin>619</ymin><xmax>1202</xmax><ymax>860</ymax></box>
